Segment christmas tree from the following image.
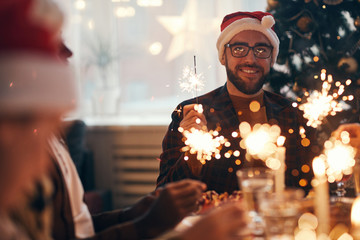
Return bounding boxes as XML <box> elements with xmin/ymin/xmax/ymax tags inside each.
<box><xmin>266</xmin><ymin>0</ymin><xmax>360</xmax><ymax>127</ymax></box>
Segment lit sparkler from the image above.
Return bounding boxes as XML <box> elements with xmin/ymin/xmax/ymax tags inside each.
<box><xmin>179</xmin><ymin>103</ymin><xmax>227</xmax><ymax>164</ymax></box>
<box><xmin>179</xmin><ymin>56</ymin><xmax>204</xmax><ymax>97</ymax></box>
<box><xmin>296</xmin><ymin>69</ymin><xmax>354</xmax><ymax>128</ymax></box>
<box><xmin>178</xmin><ymin>56</ymin><xmax>224</xmax><ymax>164</ymax></box>
<box><xmin>239</xmin><ymin>122</ymin><xmax>285</xmax><ymax>165</ymax></box>
<box><xmin>319</xmin><ymin>131</ymin><xmax>357</xmax><ymax>183</ymax></box>
<box><xmin>180</xmin><ymin>128</ymin><xmax>226</xmax><ymax>164</ymax></box>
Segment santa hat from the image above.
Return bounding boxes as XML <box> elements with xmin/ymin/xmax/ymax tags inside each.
<box><xmin>0</xmin><ymin>0</ymin><xmax>77</xmax><ymax>114</ymax></box>
<box><xmin>216</xmin><ymin>11</ymin><xmax>279</xmax><ymax>66</ymax></box>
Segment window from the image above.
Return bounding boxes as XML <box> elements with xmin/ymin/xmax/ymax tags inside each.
<box><xmin>57</xmin><ymin>0</ymin><xmax>267</xmax><ymax>125</ymax></box>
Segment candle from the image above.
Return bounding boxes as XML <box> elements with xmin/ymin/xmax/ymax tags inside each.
<box><xmin>351</xmin><ymin>196</ymin><xmax>360</xmax><ymax>240</ymax></box>
<box><xmin>275</xmin><ymin>136</ymin><xmax>286</xmax><ymax>194</ymax></box>
<box><xmin>312</xmin><ymin>157</ymin><xmax>330</xmax><ymax>236</ymax></box>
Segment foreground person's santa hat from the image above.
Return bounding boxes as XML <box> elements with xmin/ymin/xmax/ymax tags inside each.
<box><xmin>0</xmin><ymin>0</ymin><xmax>77</xmax><ymax>114</ymax></box>
<box><xmin>216</xmin><ymin>11</ymin><xmax>279</xmax><ymax>66</ymax></box>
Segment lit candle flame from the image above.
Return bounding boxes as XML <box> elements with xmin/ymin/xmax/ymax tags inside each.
<box><xmin>313</xmin><ymin>157</ymin><xmax>326</xmax><ymax>178</ymax></box>
<box><xmin>351</xmin><ymin>197</ymin><xmax>360</xmax><ymax>227</ymax></box>
<box><xmin>277</xmin><ymin>136</ymin><xmax>286</xmax><ymax>147</ymax></box>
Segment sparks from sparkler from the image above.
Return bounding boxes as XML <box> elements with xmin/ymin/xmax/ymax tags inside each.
<box><xmin>178</xmin><ymin>104</ymin><xmax>227</xmax><ymax>164</ymax></box>
<box><xmin>314</xmin><ymin>131</ymin><xmax>356</xmax><ymax>183</ymax></box>
<box><xmin>178</xmin><ymin>57</ymin><xmax>226</xmax><ymax>164</ymax></box>
<box><xmin>179</xmin><ymin>56</ymin><xmax>204</xmax><ymax>98</ymax></box>
<box><xmin>178</xmin><ymin>103</ymin><xmax>227</xmax><ymax>164</ymax></box>
<box><xmin>180</xmin><ymin>127</ymin><xmax>227</xmax><ymax>164</ymax></box>
<box><xmin>239</xmin><ymin>122</ymin><xmax>285</xmax><ymax>167</ymax></box>
<box><xmin>296</xmin><ymin>69</ymin><xmax>354</xmax><ymax>128</ymax></box>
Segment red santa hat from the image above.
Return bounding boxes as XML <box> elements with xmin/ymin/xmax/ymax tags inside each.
<box><xmin>0</xmin><ymin>0</ymin><xmax>77</xmax><ymax>114</ymax></box>
<box><xmin>216</xmin><ymin>11</ymin><xmax>279</xmax><ymax>66</ymax></box>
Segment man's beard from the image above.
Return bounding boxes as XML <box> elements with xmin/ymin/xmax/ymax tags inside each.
<box><xmin>226</xmin><ymin>64</ymin><xmax>266</xmax><ymax>95</ymax></box>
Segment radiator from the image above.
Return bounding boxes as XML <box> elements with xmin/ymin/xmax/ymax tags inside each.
<box><xmin>86</xmin><ymin>125</ymin><xmax>168</xmax><ymax>209</ymax></box>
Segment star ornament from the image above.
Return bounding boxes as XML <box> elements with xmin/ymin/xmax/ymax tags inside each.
<box><xmin>157</xmin><ymin>0</ymin><xmax>219</xmax><ymax>61</ymax></box>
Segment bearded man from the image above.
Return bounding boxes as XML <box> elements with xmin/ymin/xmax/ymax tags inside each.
<box><xmin>157</xmin><ymin>11</ymin><xmax>317</xmax><ymax>195</ymax></box>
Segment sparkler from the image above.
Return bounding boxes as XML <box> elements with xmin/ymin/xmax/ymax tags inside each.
<box><xmin>178</xmin><ymin>56</ymin><xmax>227</xmax><ymax>164</ymax></box>
<box><xmin>296</xmin><ymin>69</ymin><xmax>354</xmax><ymax>128</ymax></box>
<box><xmin>180</xmin><ymin>127</ymin><xmax>227</xmax><ymax>164</ymax></box>
<box><xmin>179</xmin><ymin>56</ymin><xmax>204</xmax><ymax>99</ymax></box>
<box><xmin>239</xmin><ymin>122</ymin><xmax>285</xmax><ymax>168</ymax></box>
<box><xmin>180</xmin><ymin>106</ymin><xmax>228</xmax><ymax>164</ymax></box>
<box><xmin>319</xmin><ymin>131</ymin><xmax>356</xmax><ymax>183</ymax></box>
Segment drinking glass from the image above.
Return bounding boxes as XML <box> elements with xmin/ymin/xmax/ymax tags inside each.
<box><xmin>236</xmin><ymin>167</ymin><xmax>274</xmax><ymax>235</ymax></box>
<box><xmin>259</xmin><ymin>188</ymin><xmax>304</xmax><ymax>240</ymax></box>
<box><xmin>334</xmin><ymin>174</ymin><xmax>352</xmax><ymax>197</ymax></box>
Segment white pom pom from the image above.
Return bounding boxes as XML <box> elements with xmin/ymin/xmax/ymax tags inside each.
<box><xmin>261</xmin><ymin>15</ymin><xmax>275</xmax><ymax>29</ymax></box>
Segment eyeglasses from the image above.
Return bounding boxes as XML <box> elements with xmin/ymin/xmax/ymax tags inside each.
<box><xmin>225</xmin><ymin>43</ymin><xmax>273</xmax><ymax>59</ymax></box>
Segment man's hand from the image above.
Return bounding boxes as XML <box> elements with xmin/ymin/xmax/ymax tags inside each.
<box><xmin>332</xmin><ymin>123</ymin><xmax>360</xmax><ymax>158</ymax></box>
<box><xmin>180</xmin><ymin>104</ymin><xmax>208</xmax><ymax>132</ymax></box>
<box><xmin>179</xmin><ymin>104</ymin><xmax>208</xmax><ymax>176</ymax></box>
<box><xmin>136</xmin><ymin>179</ymin><xmax>206</xmax><ymax>238</ymax></box>
<box><xmin>125</xmin><ymin>193</ymin><xmax>157</xmax><ymax>220</ymax></box>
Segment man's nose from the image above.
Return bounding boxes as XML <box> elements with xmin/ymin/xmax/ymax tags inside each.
<box><xmin>243</xmin><ymin>49</ymin><xmax>257</xmax><ymax>63</ymax></box>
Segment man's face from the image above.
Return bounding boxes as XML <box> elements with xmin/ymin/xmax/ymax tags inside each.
<box><xmin>224</xmin><ymin>30</ymin><xmax>272</xmax><ymax>95</ymax></box>
<box><xmin>0</xmin><ymin>113</ymin><xmax>61</xmax><ymax>210</ymax></box>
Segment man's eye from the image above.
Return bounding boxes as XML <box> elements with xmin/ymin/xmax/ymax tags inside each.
<box><xmin>255</xmin><ymin>47</ymin><xmax>270</xmax><ymax>54</ymax></box>
<box><xmin>256</xmin><ymin>48</ymin><xmax>265</xmax><ymax>53</ymax></box>
<box><xmin>234</xmin><ymin>47</ymin><xmax>245</xmax><ymax>52</ymax></box>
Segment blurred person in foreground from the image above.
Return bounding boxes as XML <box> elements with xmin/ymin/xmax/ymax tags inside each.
<box><xmin>157</xmin><ymin>11</ymin><xmax>317</xmax><ymax>195</ymax></box>
<box><xmin>0</xmin><ymin>0</ymin><xmax>76</xmax><ymax>238</ymax></box>
<box><xmin>2</xmin><ymin>1</ymin><xmax>248</xmax><ymax>239</ymax></box>
<box><xmin>49</xmin><ymin>40</ymin><xmax>247</xmax><ymax>240</ymax></box>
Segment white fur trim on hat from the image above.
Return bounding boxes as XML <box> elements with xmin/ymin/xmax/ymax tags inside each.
<box><xmin>0</xmin><ymin>53</ymin><xmax>78</xmax><ymax>114</ymax></box>
<box><xmin>216</xmin><ymin>15</ymin><xmax>279</xmax><ymax>66</ymax></box>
